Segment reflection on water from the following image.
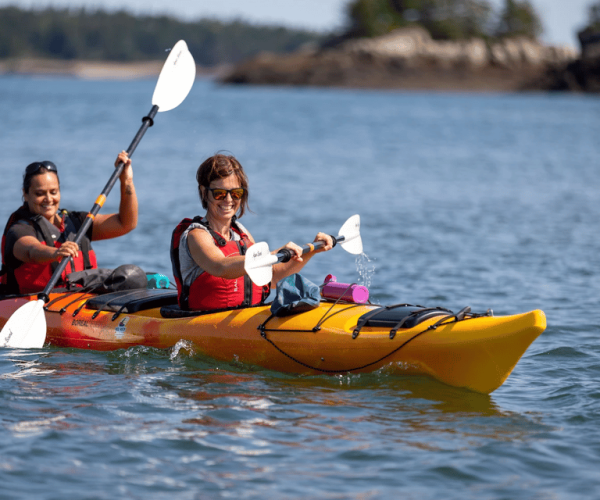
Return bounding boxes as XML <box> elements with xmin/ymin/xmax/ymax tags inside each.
<box><xmin>1</xmin><ymin>339</ymin><xmax>551</xmax><ymax>446</ymax></box>
<box><xmin>0</xmin><ymin>78</ymin><xmax>599</xmax><ymax>498</ymax></box>
<box><xmin>0</xmin><ymin>333</ymin><xmax>575</xmax><ymax>498</ymax></box>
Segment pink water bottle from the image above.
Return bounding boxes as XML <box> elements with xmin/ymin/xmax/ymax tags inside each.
<box><xmin>321</xmin><ymin>275</ymin><xmax>369</xmax><ymax>304</ymax></box>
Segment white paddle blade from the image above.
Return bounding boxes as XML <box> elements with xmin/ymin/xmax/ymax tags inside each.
<box><xmin>152</xmin><ymin>40</ymin><xmax>196</xmax><ymax>112</ymax></box>
<box><xmin>245</xmin><ymin>241</ymin><xmax>277</xmax><ymax>287</ymax></box>
<box><xmin>0</xmin><ymin>300</ymin><xmax>47</xmax><ymax>349</ymax></box>
<box><xmin>338</xmin><ymin>214</ymin><xmax>363</xmax><ymax>255</ymax></box>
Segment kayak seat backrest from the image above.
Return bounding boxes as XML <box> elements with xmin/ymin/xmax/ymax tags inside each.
<box><xmin>85</xmin><ymin>288</ymin><xmax>178</xmax><ymax>313</ymax></box>
<box><xmin>358</xmin><ymin>305</ymin><xmax>453</xmax><ymax>329</ymax></box>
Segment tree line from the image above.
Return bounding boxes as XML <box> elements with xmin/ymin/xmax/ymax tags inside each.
<box><xmin>344</xmin><ymin>0</ymin><xmax>544</xmax><ymax>41</ymax></box>
<box><xmin>580</xmin><ymin>1</ymin><xmax>600</xmax><ymax>36</ymax></box>
<box><xmin>0</xmin><ymin>6</ymin><xmax>325</xmax><ymax>65</ymax></box>
<box><xmin>2</xmin><ymin>2</ymin><xmax>599</xmax><ymax>65</ymax></box>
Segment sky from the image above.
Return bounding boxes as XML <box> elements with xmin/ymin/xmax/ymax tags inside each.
<box><xmin>0</xmin><ymin>0</ymin><xmax>594</xmax><ymax>50</ymax></box>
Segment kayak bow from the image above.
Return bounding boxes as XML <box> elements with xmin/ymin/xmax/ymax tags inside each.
<box><xmin>0</xmin><ymin>289</ymin><xmax>546</xmax><ymax>394</ymax></box>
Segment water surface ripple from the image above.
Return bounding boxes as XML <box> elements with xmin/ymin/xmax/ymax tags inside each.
<box><xmin>0</xmin><ymin>77</ymin><xmax>599</xmax><ymax>499</ymax></box>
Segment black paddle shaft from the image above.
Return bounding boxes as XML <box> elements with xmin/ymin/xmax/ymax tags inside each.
<box><xmin>39</xmin><ymin>105</ymin><xmax>159</xmax><ymax>302</ymax></box>
<box><xmin>276</xmin><ymin>234</ymin><xmax>342</xmax><ymax>263</ymax></box>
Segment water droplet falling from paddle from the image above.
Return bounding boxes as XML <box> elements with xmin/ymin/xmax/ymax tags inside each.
<box><xmin>355</xmin><ymin>252</ymin><xmax>376</xmax><ymax>288</ymax></box>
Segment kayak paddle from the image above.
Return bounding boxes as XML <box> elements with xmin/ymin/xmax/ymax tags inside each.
<box><xmin>245</xmin><ymin>214</ymin><xmax>363</xmax><ymax>287</ymax></box>
<box><xmin>0</xmin><ymin>40</ymin><xmax>196</xmax><ymax>349</ymax></box>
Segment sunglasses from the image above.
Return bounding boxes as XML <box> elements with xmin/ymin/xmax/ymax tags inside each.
<box><xmin>207</xmin><ymin>187</ymin><xmax>245</xmax><ymax>201</ymax></box>
<box><xmin>25</xmin><ymin>161</ymin><xmax>58</xmax><ymax>176</ymax></box>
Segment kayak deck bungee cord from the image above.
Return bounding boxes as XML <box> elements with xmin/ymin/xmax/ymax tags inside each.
<box><xmin>0</xmin><ymin>287</ymin><xmax>545</xmax><ymax>394</ymax></box>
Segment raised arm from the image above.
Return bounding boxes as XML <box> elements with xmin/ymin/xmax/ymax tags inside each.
<box><xmin>92</xmin><ymin>151</ymin><xmax>138</xmax><ymax>241</ymax></box>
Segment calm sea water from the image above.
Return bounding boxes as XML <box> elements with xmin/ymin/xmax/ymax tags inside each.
<box><xmin>0</xmin><ymin>76</ymin><xmax>599</xmax><ymax>499</ymax></box>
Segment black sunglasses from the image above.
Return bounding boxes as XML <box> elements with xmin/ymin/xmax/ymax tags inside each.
<box><xmin>25</xmin><ymin>161</ymin><xmax>58</xmax><ymax>176</ymax></box>
<box><xmin>207</xmin><ymin>187</ymin><xmax>245</xmax><ymax>201</ymax></box>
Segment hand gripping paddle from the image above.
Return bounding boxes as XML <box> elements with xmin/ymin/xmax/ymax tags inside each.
<box><xmin>0</xmin><ymin>40</ymin><xmax>196</xmax><ymax>349</ymax></box>
<box><xmin>245</xmin><ymin>214</ymin><xmax>363</xmax><ymax>287</ymax></box>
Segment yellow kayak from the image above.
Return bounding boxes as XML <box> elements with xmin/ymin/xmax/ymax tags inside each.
<box><xmin>0</xmin><ymin>289</ymin><xmax>546</xmax><ymax>394</ymax></box>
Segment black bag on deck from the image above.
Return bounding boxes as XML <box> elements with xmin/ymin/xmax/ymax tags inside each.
<box><xmin>66</xmin><ymin>264</ymin><xmax>147</xmax><ymax>293</ymax></box>
<box><xmin>270</xmin><ymin>273</ymin><xmax>321</xmax><ymax>317</ymax></box>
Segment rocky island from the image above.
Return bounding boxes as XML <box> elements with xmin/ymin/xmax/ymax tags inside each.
<box><xmin>221</xmin><ymin>26</ymin><xmax>587</xmax><ymax>92</ymax></box>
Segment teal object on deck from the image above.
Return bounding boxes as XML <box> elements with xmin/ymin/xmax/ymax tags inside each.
<box><xmin>147</xmin><ymin>273</ymin><xmax>170</xmax><ymax>289</ymax></box>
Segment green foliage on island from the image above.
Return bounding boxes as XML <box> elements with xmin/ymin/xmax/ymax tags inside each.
<box><xmin>581</xmin><ymin>1</ymin><xmax>600</xmax><ymax>32</ymax></box>
<box><xmin>578</xmin><ymin>1</ymin><xmax>600</xmax><ymax>52</ymax></box>
<box><xmin>344</xmin><ymin>0</ymin><xmax>542</xmax><ymax>41</ymax></box>
<box><xmin>0</xmin><ymin>6</ymin><xmax>325</xmax><ymax>64</ymax></box>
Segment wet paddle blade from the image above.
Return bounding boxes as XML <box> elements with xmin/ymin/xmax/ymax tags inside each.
<box><xmin>245</xmin><ymin>241</ymin><xmax>277</xmax><ymax>287</ymax></box>
<box><xmin>1</xmin><ymin>43</ymin><xmax>195</xmax><ymax>350</ymax></box>
<box><xmin>0</xmin><ymin>300</ymin><xmax>46</xmax><ymax>349</ymax></box>
<box><xmin>338</xmin><ymin>214</ymin><xmax>363</xmax><ymax>255</ymax></box>
<box><xmin>152</xmin><ymin>40</ymin><xmax>196</xmax><ymax>112</ymax></box>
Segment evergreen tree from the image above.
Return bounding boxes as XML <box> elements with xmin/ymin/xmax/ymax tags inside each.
<box><xmin>584</xmin><ymin>1</ymin><xmax>600</xmax><ymax>30</ymax></box>
<box><xmin>347</xmin><ymin>0</ymin><xmax>495</xmax><ymax>40</ymax></box>
<box><xmin>0</xmin><ymin>7</ymin><xmax>324</xmax><ymax>63</ymax></box>
<box><xmin>345</xmin><ymin>0</ymin><xmax>545</xmax><ymax>41</ymax></box>
<box><xmin>495</xmin><ymin>0</ymin><xmax>542</xmax><ymax>39</ymax></box>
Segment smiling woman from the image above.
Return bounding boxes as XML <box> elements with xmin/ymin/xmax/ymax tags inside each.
<box><xmin>170</xmin><ymin>153</ymin><xmax>334</xmax><ymax>311</ymax></box>
<box><xmin>0</xmin><ymin>151</ymin><xmax>138</xmax><ymax>295</ymax></box>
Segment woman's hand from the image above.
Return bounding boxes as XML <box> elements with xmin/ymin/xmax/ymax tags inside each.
<box><xmin>270</xmin><ymin>232</ymin><xmax>333</xmax><ymax>287</ymax></box>
<box><xmin>278</xmin><ymin>242</ymin><xmax>305</xmax><ymax>262</ymax></box>
<box><xmin>92</xmin><ymin>151</ymin><xmax>138</xmax><ymax>240</ymax></box>
<box><xmin>115</xmin><ymin>150</ymin><xmax>133</xmax><ymax>183</ymax></box>
<box><xmin>313</xmin><ymin>232</ymin><xmax>334</xmax><ymax>253</ymax></box>
<box><xmin>53</xmin><ymin>241</ymin><xmax>79</xmax><ymax>261</ymax></box>
<box><xmin>277</xmin><ymin>233</ymin><xmax>333</xmax><ymax>263</ymax></box>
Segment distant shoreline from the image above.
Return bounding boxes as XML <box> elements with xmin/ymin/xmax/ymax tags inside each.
<box><xmin>0</xmin><ymin>59</ymin><xmax>225</xmax><ymax>80</ymax></box>
<box><xmin>219</xmin><ymin>28</ymin><xmax>586</xmax><ymax>93</ymax></box>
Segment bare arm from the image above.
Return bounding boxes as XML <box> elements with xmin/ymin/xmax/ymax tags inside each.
<box><xmin>187</xmin><ymin>228</ymin><xmax>253</xmax><ymax>279</ymax></box>
<box><xmin>92</xmin><ymin>151</ymin><xmax>138</xmax><ymax>241</ymax></box>
<box><xmin>13</xmin><ymin>236</ymin><xmax>80</xmax><ymax>264</ymax></box>
<box><xmin>188</xmin><ymin>228</ymin><xmax>333</xmax><ymax>287</ymax></box>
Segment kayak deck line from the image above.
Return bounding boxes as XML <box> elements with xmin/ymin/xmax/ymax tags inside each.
<box><xmin>256</xmin><ymin>303</ymin><xmax>493</xmax><ymax>374</ymax></box>
<box><xmin>0</xmin><ymin>289</ymin><xmax>546</xmax><ymax>394</ymax></box>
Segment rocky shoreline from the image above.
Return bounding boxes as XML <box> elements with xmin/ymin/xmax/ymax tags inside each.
<box><xmin>532</xmin><ymin>30</ymin><xmax>600</xmax><ymax>92</ymax></box>
<box><xmin>221</xmin><ymin>27</ymin><xmax>598</xmax><ymax>93</ymax></box>
<box><xmin>0</xmin><ymin>59</ymin><xmax>224</xmax><ymax>80</ymax></box>
<box><xmin>2</xmin><ymin>28</ymin><xmax>598</xmax><ymax>92</ymax></box>
<box><xmin>0</xmin><ymin>59</ymin><xmax>164</xmax><ymax>79</ymax></box>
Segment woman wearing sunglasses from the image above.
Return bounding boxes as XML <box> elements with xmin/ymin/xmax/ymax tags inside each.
<box><xmin>171</xmin><ymin>153</ymin><xmax>333</xmax><ymax>311</ymax></box>
<box><xmin>0</xmin><ymin>151</ymin><xmax>138</xmax><ymax>295</ymax></box>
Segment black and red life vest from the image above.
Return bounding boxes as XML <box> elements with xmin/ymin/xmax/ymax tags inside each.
<box><xmin>170</xmin><ymin>216</ymin><xmax>269</xmax><ymax>311</ymax></box>
<box><xmin>0</xmin><ymin>205</ymin><xmax>97</xmax><ymax>295</ymax></box>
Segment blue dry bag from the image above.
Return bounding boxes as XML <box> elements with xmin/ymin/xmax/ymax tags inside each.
<box><xmin>270</xmin><ymin>273</ymin><xmax>321</xmax><ymax>317</ymax></box>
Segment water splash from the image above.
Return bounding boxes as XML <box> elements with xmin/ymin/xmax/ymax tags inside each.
<box><xmin>170</xmin><ymin>340</ymin><xmax>196</xmax><ymax>360</ymax></box>
<box><xmin>355</xmin><ymin>252</ymin><xmax>376</xmax><ymax>288</ymax></box>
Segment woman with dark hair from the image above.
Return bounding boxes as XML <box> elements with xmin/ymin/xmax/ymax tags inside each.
<box><xmin>171</xmin><ymin>153</ymin><xmax>333</xmax><ymax>311</ymax></box>
<box><xmin>0</xmin><ymin>151</ymin><xmax>138</xmax><ymax>294</ymax></box>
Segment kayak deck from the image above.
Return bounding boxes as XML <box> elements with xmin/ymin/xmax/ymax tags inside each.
<box><xmin>0</xmin><ymin>289</ymin><xmax>546</xmax><ymax>394</ymax></box>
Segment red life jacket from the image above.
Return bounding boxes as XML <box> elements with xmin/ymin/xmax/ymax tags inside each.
<box><xmin>0</xmin><ymin>205</ymin><xmax>97</xmax><ymax>295</ymax></box>
<box><xmin>170</xmin><ymin>216</ymin><xmax>269</xmax><ymax>311</ymax></box>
